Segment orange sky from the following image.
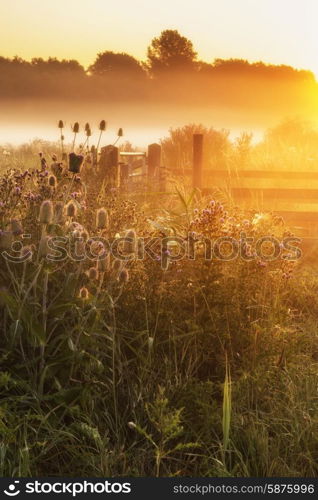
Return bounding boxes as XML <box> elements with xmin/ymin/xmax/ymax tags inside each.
<box><xmin>0</xmin><ymin>0</ymin><xmax>317</xmax><ymax>75</ymax></box>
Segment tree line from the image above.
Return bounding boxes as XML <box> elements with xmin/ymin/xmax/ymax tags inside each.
<box><xmin>0</xmin><ymin>30</ymin><xmax>315</xmax><ymax>102</ymax></box>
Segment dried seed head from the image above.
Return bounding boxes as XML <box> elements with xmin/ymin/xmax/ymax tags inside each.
<box><xmin>112</xmin><ymin>259</ymin><xmax>122</xmax><ymax>272</ymax></box>
<box><xmin>119</xmin><ymin>268</ymin><xmax>129</xmax><ymax>283</ymax></box>
<box><xmin>66</xmin><ymin>201</ymin><xmax>77</xmax><ymax>218</ymax></box>
<box><xmin>58</xmin><ymin>120</ymin><xmax>64</xmax><ymax>129</ymax></box>
<box><xmin>97</xmin><ymin>254</ymin><xmax>110</xmax><ymax>272</ymax></box>
<box><xmin>117</xmin><ymin>127</ymin><xmax>123</xmax><ymax>137</ymax></box>
<box><xmin>38</xmin><ymin>235</ymin><xmax>51</xmax><ymax>258</ymax></box>
<box><xmin>86</xmin><ymin>127</ymin><xmax>92</xmax><ymax>137</ymax></box>
<box><xmin>123</xmin><ymin>229</ymin><xmax>137</xmax><ymax>254</ymax></box>
<box><xmin>85</xmin><ymin>122</ymin><xmax>90</xmax><ymax>132</ymax></box>
<box><xmin>0</xmin><ymin>231</ymin><xmax>13</xmax><ymax>250</ymax></box>
<box><xmin>79</xmin><ymin>287</ymin><xmax>89</xmax><ymax>300</ymax></box>
<box><xmin>96</xmin><ymin>208</ymin><xmax>108</xmax><ymax>229</ymax></box>
<box><xmin>69</xmin><ymin>152</ymin><xmax>84</xmax><ymax>174</ymax></box>
<box><xmin>72</xmin><ymin>122</ymin><xmax>80</xmax><ymax>133</ymax></box>
<box><xmin>99</xmin><ymin>120</ymin><xmax>106</xmax><ymax>131</ymax></box>
<box><xmin>48</xmin><ymin>174</ymin><xmax>57</xmax><ymax>188</ymax></box>
<box><xmin>39</xmin><ymin>200</ymin><xmax>54</xmax><ymax>225</ymax></box>
<box><xmin>10</xmin><ymin>219</ymin><xmax>23</xmax><ymax>235</ymax></box>
<box><xmin>54</xmin><ymin>201</ymin><xmax>64</xmax><ymax>224</ymax></box>
<box><xmin>87</xmin><ymin>267</ymin><xmax>98</xmax><ymax>280</ymax></box>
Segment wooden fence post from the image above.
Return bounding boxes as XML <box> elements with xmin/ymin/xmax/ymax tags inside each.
<box><xmin>193</xmin><ymin>134</ymin><xmax>203</xmax><ymax>189</ymax></box>
<box><xmin>99</xmin><ymin>145</ymin><xmax>119</xmax><ymax>187</ymax></box>
<box><xmin>147</xmin><ymin>143</ymin><xmax>161</xmax><ymax>179</ymax></box>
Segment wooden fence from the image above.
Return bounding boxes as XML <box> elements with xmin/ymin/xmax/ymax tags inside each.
<box><xmin>99</xmin><ymin>135</ymin><xmax>318</xmax><ymax>236</ymax></box>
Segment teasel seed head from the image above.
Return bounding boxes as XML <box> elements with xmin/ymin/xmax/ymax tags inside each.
<box><xmin>10</xmin><ymin>219</ymin><xmax>23</xmax><ymax>235</ymax></box>
<box><xmin>96</xmin><ymin>208</ymin><xmax>108</xmax><ymax>230</ymax></box>
<box><xmin>54</xmin><ymin>201</ymin><xmax>64</xmax><ymax>224</ymax></box>
<box><xmin>39</xmin><ymin>200</ymin><xmax>54</xmax><ymax>225</ymax></box>
<box><xmin>123</xmin><ymin>229</ymin><xmax>137</xmax><ymax>254</ymax></box>
<box><xmin>79</xmin><ymin>287</ymin><xmax>89</xmax><ymax>300</ymax></box>
<box><xmin>69</xmin><ymin>152</ymin><xmax>84</xmax><ymax>173</ymax></box>
<box><xmin>119</xmin><ymin>268</ymin><xmax>129</xmax><ymax>283</ymax></box>
<box><xmin>117</xmin><ymin>127</ymin><xmax>123</xmax><ymax>137</ymax></box>
<box><xmin>84</xmin><ymin>122</ymin><xmax>90</xmax><ymax>132</ymax></box>
<box><xmin>66</xmin><ymin>200</ymin><xmax>77</xmax><ymax>218</ymax></box>
<box><xmin>99</xmin><ymin>120</ymin><xmax>106</xmax><ymax>131</ymax></box>
<box><xmin>87</xmin><ymin>266</ymin><xmax>98</xmax><ymax>280</ymax></box>
<box><xmin>48</xmin><ymin>174</ymin><xmax>57</xmax><ymax>188</ymax></box>
<box><xmin>0</xmin><ymin>231</ymin><xmax>13</xmax><ymax>250</ymax></box>
<box><xmin>58</xmin><ymin>120</ymin><xmax>64</xmax><ymax>129</ymax></box>
<box><xmin>72</xmin><ymin>122</ymin><xmax>80</xmax><ymax>133</ymax></box>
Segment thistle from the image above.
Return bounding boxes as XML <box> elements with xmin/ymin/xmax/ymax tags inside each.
<box><xmin>39</xmin><ymin>200</ymin><xmax>53</xmax><ymax>225</ymax></box>
<box><xmin>123</xmin><ymin>229</ymin><xmax>137</xmax><ymax>254</ymax></box>
<box><xmin>54</xmin><ymin>201</ymin><xmax>64</xmax><ymax>224</ymax></box>
<box><xmin>96</xmin><ymin>208</ymin><xmax>108</xmax><ymax>230</ymax></box>
<box><xmin>48</xmin><ymin>174</ymin><xmax>57</xmax><ymax>188</ymax></box>
<box><xmin>66</xmin><ymin>200</ymin><xmax>77</xmax><ymax>218</ymax></box>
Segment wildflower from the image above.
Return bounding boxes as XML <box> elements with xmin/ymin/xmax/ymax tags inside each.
<box><xmin>66</xmin><ymin>200</ymin><xmax>77</xmax><ymax>218</ymax></box>
<box><xmin>69</xmin><ymin>152</ymin><xmax>84</xmax><ymax>174</ymax></box>
<box><xmin>39</xmin><ymin>200</ymin><xmax>54</xmax><ymax>224</ymax></box>
<box><xmin>96</xmin><ymin>208</ymin><xmax>108</xmax><ymax>230</ymax></box>
<box><xmin>119</xmin><ymin>268</ymin><xmax>129</xmax><ymax>283</ymax></box>
<box><xmin>79</xmin><ymin>287</ymin><xmax>89</xmax><ymax>300</ymax></box>
<box><xmin>48</xmin><ymin>174</ymin><xmax>57</xmax><ymax>188</ymax></box>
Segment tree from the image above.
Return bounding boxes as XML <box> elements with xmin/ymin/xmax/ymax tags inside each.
<box><xmin>88</xmin><ymin>51</ymin><xmax>145</xmax><ymax>77</ymax></box>
<box><xmin>146</xmin><ymin>29</ymin><xmax>197</xmax><ymax>76</ymax></box>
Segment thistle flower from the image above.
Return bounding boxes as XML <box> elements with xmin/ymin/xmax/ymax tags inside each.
<box><xmin>123</xmin><ymin>229</ymin><xmax>137</xmax><ymax>254</ymax></box>
<box><xmin>66</xmin><ymin>200</ymin><xmax>77</xmax><ymax>218</ymax></box>
<box><xmin>48</xmin><ymin>174</ymin><xmax>57</xmax><ymax>188</ymax></box>
<box><xmin>87</xmin><ymin>267</ymin><xmax>98</xmax><ymax>280</ymax></box>
<box><xmin>119</xmin><ymin>268</ymin><xmax>129</xmax><ymax>283</ymax></box>
<box><xmin>0</xmin><ymin>231</ymin><xmax>13</xmax><ymax>250</ymax></box>
<box><xmin>39</xmin><ymin>200</ymin><xmax>53</xmax><ymax>224</ymax></box>
<box><xmin>10</xmin><ymin>219</ymin><xmax>23</xmax><ymax>235</ymax></box>
<box><xmin>96</xmin><ymin>208</ymin><xmax>108</xmax><ymax>229</ymax></box>
<box><xmin>69</xmin><ymin>152</ymin><xmax>84</xmax><ymax>174</ymax></box>
<box><xmin>54</xmin><ymin>201</ymin><xmax>64</xmax><ymax>224</ymax></box>
<box><xmin>79</xmin><ymin>287</ymin><xmax>89</xmax><ymax>300</ymax></box>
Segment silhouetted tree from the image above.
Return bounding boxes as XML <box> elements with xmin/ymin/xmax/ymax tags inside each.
<box><xmin>88</xmin><ymin>51</ymin><xmax>145</xmax><ymax>77</ymax></box>
<box><xmin>146</xmin><ymin>29</ymin><xmax>197</xmax><ymax>76</ymax></box>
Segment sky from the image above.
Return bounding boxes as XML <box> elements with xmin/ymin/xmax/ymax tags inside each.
<box><xmin>0</xmin><ymin>0</ymin><xmax>317</xmax><ymax>75</ymax></box>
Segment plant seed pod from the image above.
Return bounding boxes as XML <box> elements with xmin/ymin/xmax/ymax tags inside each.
<box><xmin>0</xmin><ymin>231</ymin><xmax>13</xmax><ymax>250</ymax></box>
<box><xmin>99</xmin><ymin>120</ymin><xmax>106</xmax><ymax>131</ymax></box>
<box><xmin>87</xmin><ymin>267</ymin><xmax>98</xmax><ymax>280</ymax></box>
<box><xmin>97</xmin><ymin>254</ymin><xmax>110</xmax><ymax>272</ymax></box>
<box><xmin>117</xmin><ymin>127</ymin><xmax>123</xmax><ymax>137</ymax></box>
<box><xmin>69</xmin><ymin>152</ymin><xmax>84</xmax><ymax>173</ymax></box>
<box><xmin>38</xmin><ymin>235</ymin><xmax>51</xmax><ymax>258</ymax></box>
<box><xmin>79</xmin><ymin>287</ymin><xmax>89</xmax><ymax>300</ymax></box>
<box><xmin>48</xmin><ymin>174</ymin><xmax>57</xmax><ymax>188</ymax></box>
<box><xmin>66</xmin><ymin>200</ymin><xmax>77</xmax><ymax>218</ymax></box>
<box><xmin>58</xmin><ymin>120</ymin><xmax>64</xmax><ymax>129</ymax></box>
<box><xmin>39</xmin><ymin>200</ymin><xmax>54</xmax><ymax>224</ymax></box>
<box><xmin>54</xmin><ymin>201</ymin><xmax>64</xmax><ymax>224</ymax></box>
<box><xmin>123</xmin><ymin>229</ymin><xmax>137</xmax><ymax>254</ymax></box>
<box><xmin>96</xmin><ymin>208</ymin><xmax>108</xmax><ymax>230</ymax></box>
<box><xmin>84</xmin><ymin>122</ymin><xmax>90</xmax><ymax>132</ymax></box>
<box><xmin>72</xmin><ymin>122</ymin><xmax>79</xmax><ymax>133</ymax></box>
<box><xmin>118</xmin><ymin>268</ymin><xmax>129</xmax><ymax>283</ymax></box>
<box><xmin>10</xmin><ymin>219</ymin><xmax>23</xmax><ymax>235</ymax></box>
<box><xmin>86</xmin><ymin>127</ymin><xmax>92</xmax><ymax>137</ymax></box>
